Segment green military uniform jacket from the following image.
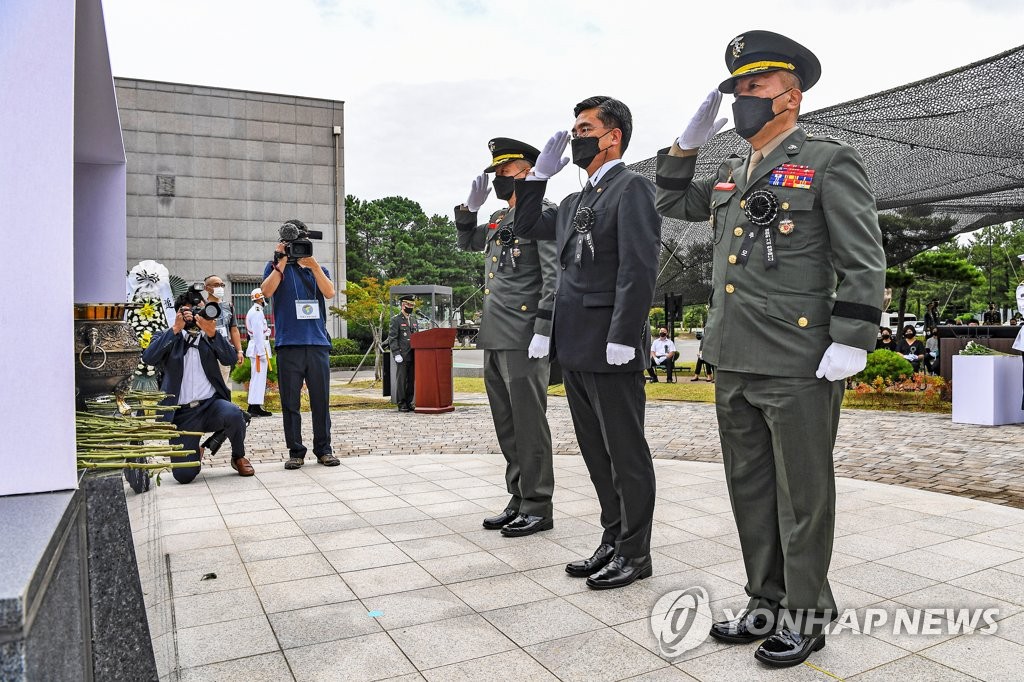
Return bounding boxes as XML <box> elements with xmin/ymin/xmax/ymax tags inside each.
<box><xmin>387</xmin><ymin>311</ymin><xmax>418</xmax><ymax>356</ymax></box>
<box><xmin>455</xmin><ymin>202</ymin><xmax>559</xmax><ymax>350</ymax></box>
<box><xmin>655</xmin><ymin>128</ymin><xmax>885</xmax><ymax>377</ymax></box>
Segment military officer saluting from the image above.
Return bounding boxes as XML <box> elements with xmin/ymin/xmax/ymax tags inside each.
<box><xmin>387</xmin><ymin>295</ymin><xmax>419</xmax><ymax>412</ymax></box>
<box><xmin>656</xmin><ymin>31</ymin><xmax>885</xmax><ymax>667</ymax></box>
<box><xmin>455</xmin><ymin>138</ymin><xmax>560</xmax><ymax>537</ymax></box>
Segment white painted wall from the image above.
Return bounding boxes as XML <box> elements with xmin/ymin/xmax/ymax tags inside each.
<box><xmin>0</xmin><ymin>0</ymin><xmax>126</xmax><ymax>496</ymax></box>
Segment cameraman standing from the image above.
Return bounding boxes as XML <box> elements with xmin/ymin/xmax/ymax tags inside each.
<box><xmin>142</xmin><ymin>297</ymin><xmax>254</xmax><ymax>482</ymax></box>
<box><xmin>261</xmin><ymin>219</ymin><xmax>340</xmax><ymax>469</ymax></box>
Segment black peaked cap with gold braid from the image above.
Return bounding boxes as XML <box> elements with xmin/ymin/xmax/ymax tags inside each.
<box><xmin>483</xmin><ymin>137</ymin><xmax>540</xmax><ymax>173</ymax></box>
<box><xmin>719</xmin><ymin>30</ymin><xmax>821</xmax><ymax>94</ymax></box>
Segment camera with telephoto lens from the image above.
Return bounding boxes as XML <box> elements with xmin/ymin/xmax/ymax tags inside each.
<box><xmin>278</xmin><ymin>219</ymin><xmax>323</xmax><ymax>261</ymax></box>
<box><xmin>176</xmin><ymin>283</ymin><xmax>221</xmax><ymax>330</ymax></box>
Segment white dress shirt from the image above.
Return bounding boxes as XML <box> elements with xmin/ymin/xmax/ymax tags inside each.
<box><xmin>179</xmin><ymin>331</ymin><xmax>217</xmax><ymax>405</ymax></box>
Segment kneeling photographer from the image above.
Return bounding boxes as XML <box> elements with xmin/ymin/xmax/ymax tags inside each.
<box><xmin>142</xmin><ymin>285</ymin><xmax>255</xmax><ymax>483</ymax></box>
<box><xmin>261</xmin><ymin>218</ymin><xmax>339</xmax><ymax>470</ymax></box>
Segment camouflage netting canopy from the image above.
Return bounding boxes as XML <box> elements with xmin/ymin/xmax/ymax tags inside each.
<box><xmin>631</xmin><ymin>44</ymin><xmax>1024</xmax><ymax>303</ymax></box>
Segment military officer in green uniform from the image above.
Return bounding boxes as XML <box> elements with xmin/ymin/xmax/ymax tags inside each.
<box><xmin>455</xmin><ymin>138</ymin><xmax>560</xmax><ymax>537</ymax></box>
<box><xmin>387</xmin><ymin>295</ymin><xmax>419</xmax><ymax>412</ymax></box>
<box><xmin>655</xmin><ymin>31</ymin><xmax>885</xmax><ymax>667</ymax></box>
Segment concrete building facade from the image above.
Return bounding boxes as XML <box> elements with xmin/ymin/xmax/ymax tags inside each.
<box><xmin>115</xmin><ymin>78</ymin><xmax>346</xmax><ymax>335</ymax></box>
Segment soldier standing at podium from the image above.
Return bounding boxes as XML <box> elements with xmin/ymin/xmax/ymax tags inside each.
<box><xmin>387</xmin><ymin>295</ymin><xmax>419</xmax><ymax>412</ymax></box>
<box><xmin>455</xmin><ymin>138</ymin><xmax>560</xmax><ymax>537</ymax></box>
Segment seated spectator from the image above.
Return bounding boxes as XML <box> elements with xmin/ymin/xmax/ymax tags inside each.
<box><xmin>875</xmin><ymin>327</ymin><xmax>898</xmax><ymax>351</ymax></box>
<box><xmin>896</xmin><ymin>324</ymin><xmax>926</xmax><ymax>374</ymax></box>
<box><xmin>647</xmin><ymin>328</ymin><xmax>678</xmax><ymax>383</ymax></box>
<box><xmin>142</xmin><ymin>296</ymin><xmax>254</xmax><ymax>483</ymax></box>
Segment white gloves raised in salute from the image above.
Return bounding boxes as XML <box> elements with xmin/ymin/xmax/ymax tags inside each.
<box><xmin>465</xmin><ymin>174</ymin><xmax>491</xmax><ymax>212</ymax></box>
<box><xmin>677</xmin><ymin>90</ymin><xmax>729</xmax><ymax>150</ymax></box>
<box><xmin>532</xmin><ymin>131</ymin><xmax>572</xmax><ymax>180</ymax></box>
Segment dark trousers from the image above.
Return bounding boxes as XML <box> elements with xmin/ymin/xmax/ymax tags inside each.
<box><xmin>276</xmin><ymin>345</ymin><xmax>332</xmax><ymax>458</ymax></box>
<box><xmin>170</xmin><ymin>397</ymin><xmax>247</xmax><ymax>484</ymax></box>
<box><xmin>694</xmin><ymin>358</ymin><xmax>714</xmax><ymax>377</ymax></box>
<box><xmin>647</xmin><ymin>354</ymin><xmax>676</xmax><ymax>381</ymax></box>
<box><xmin>563</xmin><ymin>369</ymin><xmax>655</xmax><ymax>557</ymax></box>
<box><xmin>715</xmin><ymin>371</ymin><xmax>843</xmax><ymax>633</ymax></box>
<box><xmin>395</xmin><ymin>352</ymin><xmax>415</xmax><ymax>408</ymax></box>
<box><xmin>484</xmin><ymin>349</ymin><xmax>554</xmax><ymax>517</ymax></box>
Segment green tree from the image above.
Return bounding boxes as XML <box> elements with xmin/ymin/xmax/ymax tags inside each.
<box><xmin>330</xmin><ymin>276</ymin><xmax>406</xmax><ymax>382</ymax></box>
<box><xmin>960</xmin><ymin>220</ymin><xmax>1024</xmax><ymax>316</ymax></box>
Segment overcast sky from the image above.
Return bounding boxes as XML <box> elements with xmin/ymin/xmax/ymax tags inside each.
<box><xmin>103</xmin><ymin>0</ymin><xmax>1023</xmax><ymax>221</ymax></box>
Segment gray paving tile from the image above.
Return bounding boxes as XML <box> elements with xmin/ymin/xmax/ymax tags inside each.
<box><xmin>417</xmin><ymin>499</ymin><xmax>490</xmax><ymax>518</ymax></box>
<box><xmin>162</xmin><ymin>529</ymin><xmax>235</xmax><ymax>553</ymax></box>
<box><xmin>419</xmin><ymin>550</ymin><xmax>517</xmax><ymax>584</ymax></box>
<box><xmin>949</xmin><ymin>568</ymin><xmax>1024</xmax><ymax>607</ymax></box>
<box><xmin>171</xmin><ymin>562</ymin><xmax>252</xmax><ymax>598</ymax></box>
<box><xmin>361</xmin><ymin>585</ymin><xmax>473</xmax><ymax>630</ymax></box>
<box><xmin>229</xmin><ymin>520</ymin><xmax>305</xmax><ymax>544</ymax></box>
<box><xmin>523</xmin><ymin>564</ymin><xmax>593</xmax><ymax>597</ymax></box>
<box><xmin>487</xmin><ymin>537</ymin><xmax>580</xmax><ymax>571</ymax></box>
<box><xmin>236</xmin><ymin>535</ymin><xmax>319</xmax><ymax>562</ymax></box>
<box><xmin>525</xmin><ymin>628</ymin><xmax>668</xmax><ymax>682</ymax></box>
<box><xmin>481</xmin><ymin>596</ymin><xmax>603</xmax><ymax>646</ymax></box>
<box><xmin>345</xmin><ymin>495</ymin><xmax>412</xmax><ymax>512</ymax></box>
<box><xmin>847</xmin><ymin>655</ymin><xmax>977</xmax><ymax>681</ymax></box>
<box><xmin>831</xmin><ymin>562</ymin><xmax>937</xmax><ymax>600</ymax></box>
<box><xmin>245</xmin><ymin>552</ymin><xmax>334</xmax><ymax>586</ymax></box>
<box><xmin>284</xmin><ymin>631</ymin><xmax>416</xmax><ymax>682</ymax></box>
<box><xmin>895</xmin><ymin>583</ymin><xmax>1023</xmax><ymax>623</ymax></box>
<box><xmin>874</xmin><ymin>549</ymin><xmax>992</xmax><ymax>582</ymax></box>
<box><xmin>269</xmin><ymin>600</ymin><xmax>382</xmax><ymax>648</ymax></box>
<box><xmin>223</xmin><ymin>508</ymin><xmax>294</xmax><ymax>528</ymax></box>
<box><xmin>564</xmin><ymin>582</ymin><xmax>665</xmax><ymax>627</ymax></box>
<box><xmin>342</xmin><ymin>561</ymin><xmax>441</xmax><ymax>598</ymax></box>
<box><xmin>421</xmin><ymin>650</ymin><xmax>558</xmax><ymax>682</ymax></box>
<box><xmin>926</xmin><ymin>539</ymin><xmax>1023</xmax><ymax>568</ymax></box>
<box><xmin>322</xmin><ymin>542</ymin><xmax>412</xmax><ymax>573</ymax></box>
<box><xmin>359</xmin><ymin>506</ymin><xmax>432</xmax><ymax>525</ymax></box>
<box><xmin>920</xmin><ymin>632</ymin><xmax>1024</xmax><ymax>681</ymax></box>
<box><xmin>448</xmin><ymin>572</ymin><xmax>556</xmax><ymax>612</ymax></box>
<box><xmin>394</xmin><ymin>534</ymin><xmax>483</xmax><ymax>561</ymax></box>
<box><xmin>175</xmin><ymin>614</ymin><xmax>278</xmax><ymax>668</ymax></box>
<box><xmin>173</xmin><ymin>586</ymin><xmax>263</xmax><ymax>628</ymax></box>
<box><xmin>295</xmin><ymin>513</ymin><xmax>370</xmax><ymax>534</ymax></box>
<box><xmin>390</xmin><ymin>614</ymin><xmax>517</xmax><ymax>670</ymax></box>
<box><xmin>308</xmin><ymin>526</ymin><xmax>390</xmax><ymax>552</ymax></box>
<box><xmin>675</xmin><ymin>643</ymin><xmax>827</xmax><ymax>680</ymax></box>
<box><xmin>255</xmin><ymin>574</ymin><xmax>357</xmax><ymax>613</ymax></box>
<box><xmin>178</xmin><ymin>652</ymin><xmax>294</xmax><ymax>682</ymax></box>
<box><xmin>377</xmin><ymin>518</ymin><xmax>454</xmax><ymax>542</ymax></box>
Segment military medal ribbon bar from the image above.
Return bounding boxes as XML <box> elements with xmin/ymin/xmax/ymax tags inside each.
<box><xmin>768</xmin><ymin>163</ymin><xmax>814</xmax><ymax>190</ymax></box>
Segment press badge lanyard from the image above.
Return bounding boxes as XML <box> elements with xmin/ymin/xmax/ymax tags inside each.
<box><xmin>291</xmin><ymin>267</ymin><xmax>321</xmax><ymax>321</ymax></box>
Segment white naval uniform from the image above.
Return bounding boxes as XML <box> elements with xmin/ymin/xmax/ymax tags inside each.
<box><xmin>246</xmin><ymin>303</ymin><xmax>272</xmax><ymax>405</ymax></box>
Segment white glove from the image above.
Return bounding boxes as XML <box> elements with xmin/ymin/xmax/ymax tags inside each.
<box><xmin>815</xmin><ymin>342</ymin><xmax>867</xmax><ymax>381</ymax></box>
<box><xmin>904</xmin><ymin>354</ymin><xmax>917</xmax><ymax>362</ymax></box>
<box><xmin>606</xmin><ymin>342</ymin><xmax>635</xmax><ymax>366</ymax></box>
<box><xmin>466</xmin><ymin>174</ymin><xmax>491</xmax><ymax>212</ymax></box>
<box><xmin>395</xmin><ymin>354</ymin><xmax>403</xmax><ymax>363</ymax></box>
<box><xmin>677</xmin><ymin>90</ymin><xmax>728</xmax><ymax>150</ymax></box>
<box><xmin>528</xmin><ymin>333</ymin><xmax>550</xmax><ymax>359</ymax></box>
<box><xmin>532</xmin><ymin>131</ymin><xmax>571</xmax><ymax>180</ymax></box>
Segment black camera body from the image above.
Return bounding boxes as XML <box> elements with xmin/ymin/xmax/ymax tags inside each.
<box><xmin>279</xmin><ymin>219</ymin><xmax>323</xmax><ymax>261</ymax></box>
<box><xmin>176</xmin><ymin>282</ymin><xmax>221</xmax><ymax>330</ymax></box>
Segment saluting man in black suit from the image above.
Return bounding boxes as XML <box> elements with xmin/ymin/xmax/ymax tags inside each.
<box><xmin>514</xmin><ymin>96</ymin><xmax>661</xmax><ymax>590</ymax></box>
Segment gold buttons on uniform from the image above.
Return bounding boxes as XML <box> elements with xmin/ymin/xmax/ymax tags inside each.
<box><xmin>725</xmin><ymin>284</ymin><xmax>735</xmax><ymax>294</ymax></box>
<box><xmin>733</xmin><ymin>227</ymin><xmax>744</xmax><ymax>237</ymax></box>
<box><xmin>491</xmin><ymin>256</ymin><xmax>498</xmax><ymax>262</ymax></box>
<box><xmin>484</xmin><ymin>288</ymin><xmax>490</xmax><ymax>295</ymax></box>
<box><xmin>797</xmin><ymin>316</ymin><xmax>808</xmax><ymax>327</ymax></box>
<box><xmin>710</xmin><ymin>215</ymin><xmax>715</xmax><ymax>227</ymax></box>
<box><xmin>781</xmin><ymin>201</ymin><xmax>790</xmax><ymax>210</ymax></box>
<box><xmin>728</xmin><ymin>254</ymin><xmax>737</xmax><ymax>264</ymax></box>
<box><xmin>740</xmin><ymin>199</ymin><xmax>746</xmax><ymax>209</ymax></box>
<box><xmin>488</xmin><ymin>272</ymin><xmax>494</xmax><ymax>278</ymax></box>
<box><xmin>521</xmin><ymin>305</ymin><xmax>528</xmax><ymax>311</ymax></box>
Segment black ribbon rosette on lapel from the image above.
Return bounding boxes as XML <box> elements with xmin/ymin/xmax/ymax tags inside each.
<box><xmin>738</xmin><ymin>188</ymin><xmax>780</xmax><ymax>269</ymax></box>
<box><xmin>496</xmin><ymin>225</ymin><xmax>518</xmax><ymax>271</ymax></box>
<box><xmin>572</xmin><ymin>205</ymin><xmax>597</xmax><ymax>267</ymax></box>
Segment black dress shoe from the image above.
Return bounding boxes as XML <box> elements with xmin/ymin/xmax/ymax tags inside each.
<box><xmin>585</xmin><ymin>554</ymin><xmax>653</xmax><ymax>589</ymax></box>
<box><xmin>565</xmin><ymin>543</ymin><xmax>616</xmax><ymax>577</ymax></box>
<box><xmin>754</xmin><ymin>628</ymin><xmax>825</xmax><ymax>667</ymax></box>
<box><xmin>482</xmin><ymin>507</ymin><xmax>519</xmax><ymax>530</ymax></box>
<box><xmin>709</xmin><ymin>610</ymin><xmax>776</xmax><ymax>644</ymax></box>
<box><xmin>500</xmin><ymin>514</ymin><xmax>553</xmax><ymax>537</ymax></box>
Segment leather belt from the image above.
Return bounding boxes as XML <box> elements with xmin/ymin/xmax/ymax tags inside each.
<box><xmin>179</xmin><ymin>397</ymin><xmax>211</xmax><ymax>410</ymax></box>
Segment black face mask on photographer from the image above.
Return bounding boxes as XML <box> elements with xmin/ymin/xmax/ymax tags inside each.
<box><xmin>571</xmin><ymin>129</ymin><xmax>613</xmax><ymax>170</ymax></box>
<box><xmin>731</xmin><ymin>88</ymin><xmax>793</xmax><ymax>140</ymax></box>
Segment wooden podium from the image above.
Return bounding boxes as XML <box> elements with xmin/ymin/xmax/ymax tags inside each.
<box><xmin>411</xmin><ymin>328</ymin><xmax>456</xmax><ymax>413</ymax></box>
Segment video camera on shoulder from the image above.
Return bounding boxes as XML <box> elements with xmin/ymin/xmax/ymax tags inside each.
<box><xmin>176</xmin><ymin>282</ymin><xmax>221</xmax><ymax>330</ymax></box>
<box><xmin>278</xmin><ymin>218</ymin><xmax>322</xmax><ymax>261</ymax></box>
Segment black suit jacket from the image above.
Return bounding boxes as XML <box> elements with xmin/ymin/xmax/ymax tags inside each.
<box><xmin>141</xmin><ymin>327</ymin><xmax>235</xmax><ymax>408</ymax></box>
<box><xmin>514</xmin><ymin>164</ymin><xmax>661</xmax><ymax>373</ymax></box>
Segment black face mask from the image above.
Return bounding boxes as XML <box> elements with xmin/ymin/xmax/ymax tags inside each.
<box><xmin>904</xmin><ymin>332</ymin><xmax>915</xmax><ymax>339</ymax></box>
<box><xmin>571</xmin><ymin>129</ymin><xmax>612</xmax><ymax>169</ymax></box>
<box><xmin>402</xmin><ymin>305</ymin><xmax>413</xmax><ymax>314</ymax></box>
<box><xmin>881</xmin><ymin>335</ymin><xmax>892</xmax><ymax>341</ymax></box>
<box><xmin>731</xmin><ymin>88</ymin><xmax>792</xmax><ymax>140</ymax></box>
<box><xmin>492</xmin><ymin>175</ymin><xmax>515</xmax><ymax>201</ymax></box>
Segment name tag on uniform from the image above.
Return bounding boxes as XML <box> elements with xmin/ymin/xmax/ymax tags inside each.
<box><xmin>295</xmin><ymin>299</ymin><xmax>320</xmax><ymax>320</ymax></box>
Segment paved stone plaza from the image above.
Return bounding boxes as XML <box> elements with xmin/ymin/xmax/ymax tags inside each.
<box><xmin>128</xmin><ymin>397</ymin><xmax>1024</xmax><ymax>681</ymax></box>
